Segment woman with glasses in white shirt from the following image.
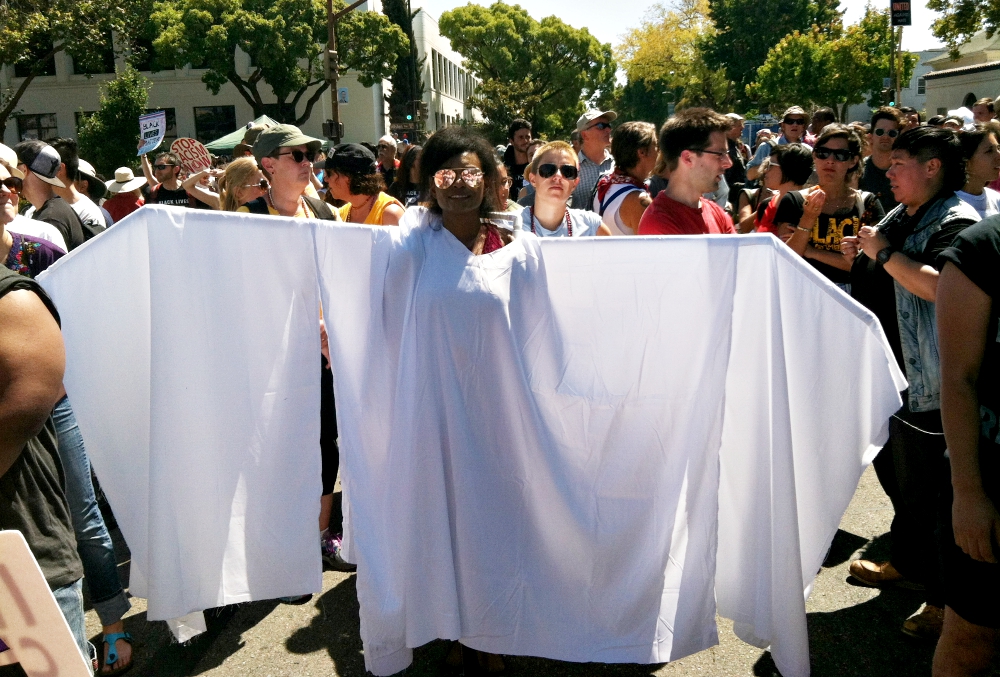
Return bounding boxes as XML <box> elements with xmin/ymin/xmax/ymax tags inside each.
<box><xmin>520</xmin><ymin>141</ymin><xmax>611</xmax><ymax>238</ymax></box>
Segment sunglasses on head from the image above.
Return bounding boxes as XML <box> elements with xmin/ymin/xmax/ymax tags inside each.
<box><xmin>153</xmin><ymin>163</ymin><xmax>176</xmax><ymax>170</ymax></box>
<box><xmin>873</xmin><ymin>128</ymin><xmax>899</xmax><ymax>138</ymax></box>
<box><xmin>0</xmin><ymin>176</ymin><xmax>22</xmax><ymax>193</ymax></box>
<box><xmin>242</xmin><ymin>178</ymin><xmax>269</xmax><ymax>190</ymax></box>
<box><xmin>813</xmin><ymin>147</ymin><xmax>853</xmax><ymax>162</ymax></box>
<box><xmin>433</xmin><ymin>167</ymin><xmax>483</xmax><ymax>189</ymax></box>
<box><xmin>589</xmin><ymin>122</ymin><xmax>612</xmax><ymax>131</ymax></box>
<box><xmin>783</xmin><ymin>117</ymin><xmax>807</xmax><ymax>125</ymax></box>
<box><xmin>274</xmin><ymin>149</ymin><xmax>317</xmax><ymax>164</ymax></box>
<box><xmin>536</xmin><ymin>163</ymin><xmax>579</xmax><ymax>180</ymax></box>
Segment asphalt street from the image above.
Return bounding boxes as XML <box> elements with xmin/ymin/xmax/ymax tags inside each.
<box><xmin>83</xmin><ymin>466</ymin><xmax>992</xmax><ymax>676</ymax></box>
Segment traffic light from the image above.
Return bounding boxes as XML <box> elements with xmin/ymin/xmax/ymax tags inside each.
<box><xmin>324</xmin><ymin>50</ymin><xmax>338</xmax><ymax>82</ymax></box>
<box><xmin>880</xmin><ymin>88</ymin><xmax>893</xmax><ymax>106</ymax></box>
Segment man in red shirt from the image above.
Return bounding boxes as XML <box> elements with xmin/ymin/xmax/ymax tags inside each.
<box><xmin>639</xmin><ymin>108</ymin><xmax>736</xmax><ymax>235</ymax></box>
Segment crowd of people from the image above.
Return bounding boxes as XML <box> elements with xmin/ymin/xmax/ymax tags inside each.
<box><xmin>1</xmin><ymin>90</ymin><xmax>999</xmax><ymax>677</ymax></box>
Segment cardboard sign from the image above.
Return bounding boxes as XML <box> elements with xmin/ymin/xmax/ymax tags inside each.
<box><xmin>0</xmin><ymin>531</ymin><xmax>91</xmax><ymax>676</ymax></box>
<box><xmin>170</xmin><ymin>137</ymin><xmax>212</xmax><ymax>173</ymax></box>
<box><xmin>137</xmin><ymin>111</ymin><xmax>167</xmax><ymax>156</ymax></box>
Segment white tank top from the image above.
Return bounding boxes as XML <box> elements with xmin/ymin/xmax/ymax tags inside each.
<box><xmin>594</xmin><ymin>183</ymin><xmax>644</xmax><ymax>235</ymax></box>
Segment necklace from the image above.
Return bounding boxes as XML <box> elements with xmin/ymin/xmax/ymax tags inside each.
<box><xmin>529</xmin><ymin>207</ymin><xmax>572</xmax><ymax>236</ymax></box>
<box><xmin>267</xmin><ymin>187</ymin><xmax>308</xmax><ymax>217</ymax></box>
<box><xmin>348</xmin><ymin>193</ymin><xmax>376</xmax><ymax>223</ymax></box>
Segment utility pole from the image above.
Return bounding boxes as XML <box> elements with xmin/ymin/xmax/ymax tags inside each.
<box><xmin>323</xmin><ymin>0</ymin><xmax>367</xmax><ymax>145</ymax></box>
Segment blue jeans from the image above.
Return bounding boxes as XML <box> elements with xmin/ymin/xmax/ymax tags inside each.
<box><xmin>52</xmin><ymin>396</ymin><xmax>131</xmax><ymax>627</ymax></box>
<box><xmin>53</xmin><ymin>578</ymin><xmax>89</xmax><ymax>661</ymax></box>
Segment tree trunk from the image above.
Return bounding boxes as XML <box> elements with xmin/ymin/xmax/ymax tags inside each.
<box><xmin>0</xmin><ymin>45</ymin><xmax>64</xmax><ymax>135</ymax></box>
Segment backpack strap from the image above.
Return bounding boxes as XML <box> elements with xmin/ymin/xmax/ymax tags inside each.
<box><xmin>304</xmin><ymin>195</ymin><xmax>337</xmax><ymax>221</ymax></box>
<box><xmin>244</xmin><ymin>197</ymin><xmax>270</xmax><ymax>215</ymax></box>
<box><xmin>598</xmin><ymin>183</ymin><xmax>642</xmax><ymax>216</ymax></box>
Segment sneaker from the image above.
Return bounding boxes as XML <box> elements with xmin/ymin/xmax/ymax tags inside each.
<box><xmin>279</xmin><ymin>594</ymin><xmax>313</xmax><ymax>605</ymax></box>
<box><xmin>848</xmin><ymin>559</ymin><xmax>925</xmax><ymax>590</ymax></box>
<box><xmin>322</xmin><ymin>532</ymin><xmax>357</xmax><ymax>572</ymax></box>
<box><xmin>902</xmin><ymin>603</ymin><xmax>944</xmax><ymax>640</ymax></box>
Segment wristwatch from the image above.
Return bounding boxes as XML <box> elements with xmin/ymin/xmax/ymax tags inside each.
<box><xmin>876</xmin><ymin>246</ymin><xmax>895</xmax><ymax>265</ymax></box>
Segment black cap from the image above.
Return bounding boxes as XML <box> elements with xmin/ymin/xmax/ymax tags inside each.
<box><xmin>325</xmin><ymin>143</ymin><xmax>377</xmax><ymax>175</ymax></box>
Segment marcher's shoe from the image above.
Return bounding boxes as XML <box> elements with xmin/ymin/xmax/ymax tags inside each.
<box><xmin>901</xmin><ymin>603</ymin><xmax>944</xmax><ymax>640</ymax></box>
<box><xmin>848</xmin><ymin>559</ymin><xmax>924</xmax><ymax>589</ymax></box>
<box><xmin>279</xmin><ymin>594</ymin><xmax>312</xmax><ymax>605</ymax></box>
<box><xmin>322</xmin><ymin>532</ymin><xmax>357</xmax><ymax>572</ymax></box>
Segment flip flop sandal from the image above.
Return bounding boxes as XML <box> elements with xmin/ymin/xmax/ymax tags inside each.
<box><xmin>100</xmin><ymin>632</ymin><xmax>134</xmax><ymax>677</ymax></box>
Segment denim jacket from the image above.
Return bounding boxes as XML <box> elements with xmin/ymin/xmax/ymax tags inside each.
<box><xmin>878</xmin><ymin>195</ymin><xmax>979</xmax><ymax>412</ymax></box>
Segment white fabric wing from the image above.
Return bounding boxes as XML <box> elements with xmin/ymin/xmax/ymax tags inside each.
<box><xmin>38</xmin><ymin>206</ymin><xmax>324</xmax><ymax>624</ymax></box>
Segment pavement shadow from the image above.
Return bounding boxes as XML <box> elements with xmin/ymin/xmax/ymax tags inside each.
<box><xmin>89</xmin><ymin>601</ymin><xmax>280</xmax><ymax>676</ymax></box>
<box><xmin>822</xmin><ymin>529</ymin><xmax>868</xmax><ymax>568</ymax></box>
<box><xmin>286</xmin><ymin>575</ymin><xmax>366</xmax><ymax>675</ymax></box>
<box><xmin>749</xmin><ymin>585</ymin><xmax>932</xmax><ymax>677</ymax></box>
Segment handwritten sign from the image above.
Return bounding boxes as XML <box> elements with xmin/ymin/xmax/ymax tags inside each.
<box><xmin>170</xmin><ymin>138</ymin><xmax>212</xmax><ymax>173</ymax></box>
<box><xmin>0</xmin><ymin>531</ymin><xmax>92</xmax><ymax>676</ymax></box>
<box><xmin>137</xmin><ymin>111</ymin><xmax>167</xmax><ymax>156</ymax></box>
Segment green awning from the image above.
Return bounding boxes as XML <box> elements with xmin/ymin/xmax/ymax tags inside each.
<box><xmin>203</xmin><ymin>115</ymin><xmax>284</xmax><ymax>153</ymax></box>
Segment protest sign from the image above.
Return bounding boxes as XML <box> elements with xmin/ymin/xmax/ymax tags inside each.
<box><xmin>170</xmin><ymin>138</ymin><xmax>212</xmax><ymax>173</ymax></box>
<box><xmin>137</xmin><ymin>111</ymin><xmax>167</xmax><ymax>156</ymax></box>
<box><xmin>0</xmin><ymin>531</ymin><xmax>91</xmax><ymax>676</ymax></box>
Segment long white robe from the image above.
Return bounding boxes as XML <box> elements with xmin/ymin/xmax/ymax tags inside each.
<box><xmin>38</xmin><ymin>206</ymin><xmax>905</xmax><ymax>677</ymax></box>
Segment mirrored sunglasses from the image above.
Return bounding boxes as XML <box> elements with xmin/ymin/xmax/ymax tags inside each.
<box><xmin>537</xmin><ymin>164</ymin><xmax>579</xmax><ymax>180</ymax></box>
<box><xmin>589</xmin><ymin>122</ymin><xmax>613</xmax><ymax>131</ymax></box>
<box><xmin>433</xmin><ymin>167</ymin><xmax>483</xmax><ymax>189</ymax></box>
<box><xmin>873</xmin><ymin>128</ymin><xmax>899</xmax><ymax>138</ymax></box>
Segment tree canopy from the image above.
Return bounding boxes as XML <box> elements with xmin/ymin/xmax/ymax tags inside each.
<box><xmin>149</xmin><ymin>0</ymin><xmax>409</xmax><ymax>126</ymax></box>
<box><xmin>438</xmin><ymin>2</ymin><xmax>616</xmax><ymax>140</ymax></box>
<box><xmin>703</xmin><ymin>0</ymin><xmax>842</xmax><ymax>111</ymax></box>
<box><xmin>0</xmin><ymin>0</ymin><xmax>149</xmax><ymax>134</ymax></box>
<box><xmin>383</xmin><ymin>0</ymin><xmax>425</xmax><ymax>125</ymax></box>
<box><xmin>77</xmin><ymin>66</ymin><xmax>151</xmax><ymax>176</ymax></box>
<box><xmin>616</xmin><ymin>0</ymin><xmax>730</xmax><ymax>113</ymax></box>
<box><xmin>749</xmin><ymin>7</ymin><xmax>917</xmax><ymax>121</ymax></box>
<box><xmin>928</xmin><ymin>0</ymin><xmax>1000</xmax><ymax>56</ymax></box>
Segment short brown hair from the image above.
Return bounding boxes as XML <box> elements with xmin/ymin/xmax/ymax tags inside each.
<box><xmin>814</xmin><ymin>124</ymin><xmax>863</xmax><ymax>180</ymax></box>
<box><xmin>610</xmin><ymin>121</ymin><xmax>657</xmax><ymax>172</ymax></box>
<box><xmin>870</xmin><ymin>106</ymin><xmax>903</xmax><ymax>130</ymax></box>
<box><xmin>657</xmin><ymin>108</ymin><xmax>731</xmax><ymax>172</ymax></box>
<box><xmin>975</xmin><ymin>97</ymin><xmax>995</xmax><ymax>113</ymax></box>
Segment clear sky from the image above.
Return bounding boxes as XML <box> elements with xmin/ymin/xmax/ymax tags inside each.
<box><xmin>415</xmin><ymin>0</ymin><xmax>945</xmax><ymax>55</ymax></box>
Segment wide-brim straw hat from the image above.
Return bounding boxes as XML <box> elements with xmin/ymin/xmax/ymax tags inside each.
<box><xmin>105</xmin><ymin>167</ymin><xmax>147</xmax><ymax>194</ymax></box>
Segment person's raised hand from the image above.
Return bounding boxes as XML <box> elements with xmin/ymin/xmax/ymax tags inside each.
<box><xmin>841</xmin><ymin>235</ymin><xmax>859</xmax><ymax>261</ymax></box>
<box><xmin>802</xmin><ymin>187</ymin><xmax>826</xmax><ymax>223</ymax></box>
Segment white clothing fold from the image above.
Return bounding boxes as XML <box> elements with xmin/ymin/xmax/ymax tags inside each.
<box><xmin>38</xmin><ymin>206</ymin><xmax>905</xmax><ymax>675</ymax></box>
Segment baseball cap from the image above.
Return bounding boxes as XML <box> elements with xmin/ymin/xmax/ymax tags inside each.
<box><xmin>0</xmin><ymin>143</ymin><xmax>25</xmax><ymax>179</ymax></box>
<box><xmin>252</xmin><ymin>124</ymin><xmax>322</xmax><ymax>162</ymax></box>
<box><xmin>576</xmin><ymin>110</ymin><xmax>617</xmax><ymax>133</ymax></box>
<box><xmin>235</xmin><ymin>123</ymin><xmax>271</xmax><ymax>156</ymax></box>
<box><xmin>13</xmin><ymin>139</ymin><xmax>65</xmax><ymax>187</ymax></box>
<box><xmin>325</xmin><ymin>144</ymin><xmax>377</xmax><ymax>175</ymax></box>
<box><xmin>725</xmin><ymin>113</ymin><xmax>744</xmax><ymax>122</ymax></box>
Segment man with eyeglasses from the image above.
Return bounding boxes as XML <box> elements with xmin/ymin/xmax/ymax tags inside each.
<box><xmin>746</xmin><ymin>106</ymin><xmax>809</xmax><ymax>183</ymax></box>
<box><xmin>860</xmin><ymin>107</ymin><xmax>905</xmax><ymax>213</ymax></box>
<box><xmin>571</xmin><ymin>109</ymin><xmax>616</xmax><ymax>210</ymax></box>
<box><xmin>638</xmin><ymin>108</ymin><xmax>735</xmax><ymax>235</ymax></box>
<box><xmin>140</xmin><ymin>150</ymin><xmax>209</xmax><ymax>209</ymax></box>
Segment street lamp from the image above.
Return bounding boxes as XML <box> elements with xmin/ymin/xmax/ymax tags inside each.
<box><xmin>323</xmin><ymin>0</ymin><xmax>367</xmax><ymax>145</ymax></box>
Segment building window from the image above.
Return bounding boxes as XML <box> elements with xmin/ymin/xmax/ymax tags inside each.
<box><xmin>73</xmin><ymin>34</ymin><xmax>116</xmax><ymax>75</ymax></box>
<box><xmin>14</xmin><ymin>34</ymin><xmax>57</xmax><ymax>78</ymax></box>
<box><xmin>16</xmin><ymin>113</ymin><xmax>59</xmax><ymax>141</ymax></box>
<box><xmin>917</xmin><ymin>78</ymin><xmax>925</xmax><ymax>95</ymax></box>
<box><xmin>74</xmin><ymin>111</ymin><xmax>97</xmax><ymax>133</ymax></box>
<box><xmin>193</xmin><ymin>105</ymin><xmax>237</xmax><ymax>144</ymax></box>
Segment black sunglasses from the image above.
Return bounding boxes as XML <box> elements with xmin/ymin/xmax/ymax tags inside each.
<box><xmin>153</xmin><ymin>163</ymin><xmax>177</xmax><ymax>170</ymax></box>
<box><xmin>0</xmin><ymin>176</ymin><xmax>22</xmax><ymax>193</ymax></box>
<box><xmin>783</xmin><ymin>117</ymin><xmax>807</xmax><ymax>125</ymax></box>
<box><xmin>873</xmin><ymin>128</ymin><xmax>899</xmax><ymax>138</ymax></box>
<box><xmin>537</xmin><ymin>163</ymin><xmax>579</xmax><ymax>180</ymax></box>
<box><xmin>274</xmin><ymin>149</ymin><xmax>317</xmax><ymax>164</ymax></box>
<box><xmin>813</xmin><ymin>147</ymin><xmax>853</xmax><ymax>162</ymax></box>
<box><xmin>588</xmin><ymin>122</ymin><xmax>613</xmax><ymax>131</ymax></box>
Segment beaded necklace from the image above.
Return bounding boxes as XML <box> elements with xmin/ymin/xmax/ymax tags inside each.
<box><xmin>347</xmin><ymin>193</ymin><xmax>376</xmax><ymax>223</ymax></box>
<box><xmin>267</xmin><ymin>187</ymin><xmax>311</xmax><ymax>218</ymax></box>
<box><xmin>529</xmin><ymin>207</ymin><xmax>573</xmax><ymax>236</ymax></box>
